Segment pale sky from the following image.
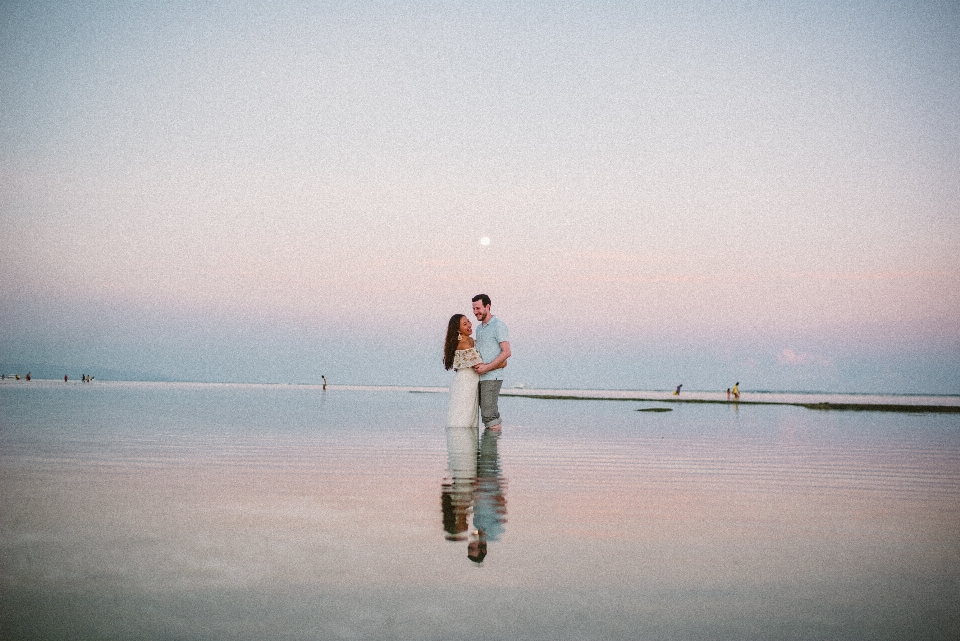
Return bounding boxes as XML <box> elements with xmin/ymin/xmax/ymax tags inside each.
<box><xmin>2</xmin><ymin>1</ymin><xmax>959</xmax><ymax>392</ymax></box>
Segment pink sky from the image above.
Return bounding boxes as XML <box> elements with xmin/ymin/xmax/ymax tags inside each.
<box><xmin>2</xmin><ymin>1</ymin><xmax>958</xmax><ymax>392</ymax></box>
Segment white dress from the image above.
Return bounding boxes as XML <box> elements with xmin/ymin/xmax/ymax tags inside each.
<box><xmin>447</xmin><ymin>347</ymin><xmax>482</xmax><ymax>427</ymax></box>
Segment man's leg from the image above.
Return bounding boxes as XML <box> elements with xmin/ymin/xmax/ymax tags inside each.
<box><xmin>478</xmin><ymin>380</ymin><xmax>503</xmax><ymax>428</ymax></box>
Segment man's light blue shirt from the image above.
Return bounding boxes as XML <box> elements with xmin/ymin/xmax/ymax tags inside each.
<box><xmin>475</xmin><ymin>316</ymin><xmax>509</xmax><ymax>381</ymax></box>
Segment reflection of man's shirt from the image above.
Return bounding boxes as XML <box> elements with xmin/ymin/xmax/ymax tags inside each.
<box><xmin>475</xmin><ymin>316</ymin><xmax>509</xmax><ymax>382</ymax></box>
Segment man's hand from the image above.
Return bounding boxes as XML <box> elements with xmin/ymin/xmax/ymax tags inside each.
<box><xmin>473</xmin><ymin>341</ymin><xmax>511</xmax><ymax>376</ymax></box>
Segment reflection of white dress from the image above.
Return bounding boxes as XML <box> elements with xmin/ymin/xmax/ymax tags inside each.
<box><xmin>447</xmin><ymin>348</ymin><xmax>482</xmax><ymax>427</ymax></box>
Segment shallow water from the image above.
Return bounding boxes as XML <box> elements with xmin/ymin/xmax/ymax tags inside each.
<box><xmin>2</xmin><ymin>381</ymin><xmax>958</xmax><ymax>640</ymax></box>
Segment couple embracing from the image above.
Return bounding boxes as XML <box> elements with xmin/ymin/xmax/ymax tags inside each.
<box><xmin>443</xmin><ymin>294</ymin><xmax>511</xmax><ymax>430</ymax></box>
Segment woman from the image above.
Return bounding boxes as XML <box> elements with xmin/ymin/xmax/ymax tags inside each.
<box><xmin>444</xmin><ymin>314</ymin><xmax>483</xmax><ymax>427</ymax></box>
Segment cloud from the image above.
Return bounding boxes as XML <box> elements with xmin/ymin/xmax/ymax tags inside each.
<box><xmin>777</xmin><ymin>349</ymin><xmax>833</xmax><ymax>367</ymax></box>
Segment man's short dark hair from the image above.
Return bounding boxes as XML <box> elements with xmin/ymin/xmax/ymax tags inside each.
<box><xmin>472</xmin><ymin>294</ymin><xmax>491</xmax><ymax>307</ymax></box>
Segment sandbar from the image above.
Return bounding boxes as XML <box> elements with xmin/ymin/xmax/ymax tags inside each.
<box><xmin>497</xmin><ymin>391</ymin><xmax>960</xmax><ymax>413</ymax></box>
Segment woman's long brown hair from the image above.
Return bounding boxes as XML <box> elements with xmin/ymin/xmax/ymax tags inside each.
<box><xmin>443</xmin><ymin>314</ymin><xmax>465</xmax><ymax>370</ymax></box>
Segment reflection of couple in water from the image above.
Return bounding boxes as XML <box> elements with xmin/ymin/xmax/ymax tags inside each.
<box><xmin>441</xmin><ymin>425</ymin><xmax>507</xmax><ymax>563</ymax></box>
<box><xmin>441</xmin><ymin>294</ymin><xmax>510</xmax><ymax>562</ymax></box>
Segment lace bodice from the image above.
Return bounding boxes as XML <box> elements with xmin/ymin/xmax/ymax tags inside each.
<box><xmin>452</xmin><ymin>347</ymin><xmax>483</xmax><ymax>370</ymax></box>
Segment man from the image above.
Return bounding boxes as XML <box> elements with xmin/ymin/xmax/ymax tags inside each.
<box><xmin>472</xmin><ymin>293</ymin><xmax>511</xmax><ymax>430</ymax></box>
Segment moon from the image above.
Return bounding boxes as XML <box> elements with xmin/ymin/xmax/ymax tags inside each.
<box><xmin>479</xmin><ymin>236</ymin><xmax>491</xmax><ymax>246</ymax></box>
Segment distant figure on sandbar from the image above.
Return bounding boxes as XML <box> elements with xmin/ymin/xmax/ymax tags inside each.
<box><xmin>25</xmin><ymin>372</ymin><xmax>31</xmax><ymax>381</ymax></box>
<box><xmin>64</xmin><ymin>375</ymin><xmax>68</xmax><ymax>382</ymax></box>
<box><xmin>727</xmin><ymin>388</ymin><xmax>731</xmax><ymax>400</ymax></box>
<box><xmin>732</xmin><ymin>382</ymin><xmax>740</xmax><ymax>400</ymax></box>
<box><xmin>674</xmin><ymin>384</ymin><xmax>682</xmax><ymax>395</ymax></box>
<box><xmin>322</xmin><ymin>375</ymin><xmax>327</xmax><ymax>390</ymax></box>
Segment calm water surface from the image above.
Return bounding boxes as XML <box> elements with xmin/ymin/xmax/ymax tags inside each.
<box><xmin>1</xmin><ymin>381</ymin><xmax>958</xmax><ymax>640</ymax></box>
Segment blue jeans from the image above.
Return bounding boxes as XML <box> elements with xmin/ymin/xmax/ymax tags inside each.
<box><xmin>479</xmin><ymin>380</ymin><xmax>503</xmax><ymax>428</ymax></box>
